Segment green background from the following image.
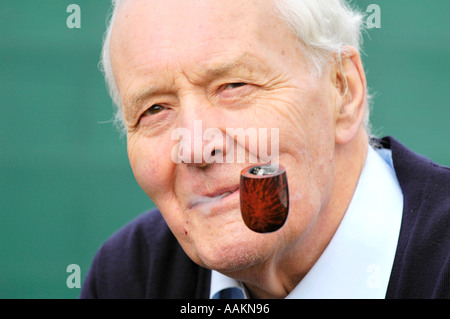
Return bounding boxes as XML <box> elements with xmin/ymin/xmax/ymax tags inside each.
<box><xmin>0</xmin><ymin>0</ymin><xmax>449</xmax><ymax>298</ymax></box>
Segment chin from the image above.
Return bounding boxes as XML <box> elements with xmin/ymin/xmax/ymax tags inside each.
<box><xmin>187</xmin><ymin>225</ymin><xmax>276</xmax><ymax>272</ymax></box>
<box><xmin>198</xmin><ymin>245</ymin><xmax>266</xmax><ymax>273</ymax></box>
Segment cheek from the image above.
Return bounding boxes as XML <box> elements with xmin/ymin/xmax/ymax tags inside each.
<box><xmin>127</xmin><ymin>134</ymin><xmax>175</xmax><ymax>199</ymax></box>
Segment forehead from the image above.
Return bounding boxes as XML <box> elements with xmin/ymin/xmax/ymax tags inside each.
<box><xmin>109</xmin><ymin>0</ymin><xmax>291</xmax><ymax>83</ymax></box>
<box><xmin>113</xmin><ymin>0</ymin><xmax>275</xmax><ymax>42</ymax></box>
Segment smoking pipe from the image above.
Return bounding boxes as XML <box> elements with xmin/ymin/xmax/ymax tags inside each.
<box><xmin>240</xmin><ymin>164</ymin><xmax>289</xmax><ymax>233</ymax></box>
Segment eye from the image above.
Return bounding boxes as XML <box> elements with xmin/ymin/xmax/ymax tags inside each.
<box><xmin>142</xmin><ymin>104</ymin><xmax>165</xmax><ymax>116</ymax></box>
<box><xmin>223</xmin><ymin>82</ymin><xmax>247</xmax><ymax>90</ymax></box>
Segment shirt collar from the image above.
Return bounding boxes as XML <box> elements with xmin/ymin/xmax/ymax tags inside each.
<box><xmin>210</xmin><ymin>146</ymin><xmax>403</xmax><ymax>299</ymax></box>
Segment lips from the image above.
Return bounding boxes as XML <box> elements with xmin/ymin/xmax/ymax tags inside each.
<box><xmin>189</xmin><ymin>185</ymin><xmax>240</xmax><ymax>209</ymax></box>
<box><xmin>205</xmin><ymin>185</ymin><xmax>240</xmax><ymax>198</ymax></box>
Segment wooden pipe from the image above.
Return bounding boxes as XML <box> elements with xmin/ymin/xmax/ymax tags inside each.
<box><xmin>240</xmin><ymin>164</ymin><xmax>289</xmax><ymax>233</ymax></box>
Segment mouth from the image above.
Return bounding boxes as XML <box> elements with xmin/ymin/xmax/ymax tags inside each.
<box><xmin>189</xmin><ymin>186</ymin><xmax>240</xmax><ymax>210</ymax></box>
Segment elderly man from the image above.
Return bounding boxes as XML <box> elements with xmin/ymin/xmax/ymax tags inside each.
<box><xmin>81</xmin><ymin>0</ymin><xmax>449</xmax><ymax>299</ymax></box>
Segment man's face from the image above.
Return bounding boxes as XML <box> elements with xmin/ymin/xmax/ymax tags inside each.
<box><xmin>111</xmin><ymin>0</ymin><xmax>339</xmax><ymax>272</ymax></box>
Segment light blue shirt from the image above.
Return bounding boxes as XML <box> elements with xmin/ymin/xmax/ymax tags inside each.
<box><xmin>210</xmin><ymin>146</ymin><xmax>403</xmax><ymax>299</ymax></box>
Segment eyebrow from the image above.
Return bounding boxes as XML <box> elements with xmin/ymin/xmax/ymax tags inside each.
<box><xmin>122</xmin><ymin>84</ymin><xmax>156</xmax><ymax>122</ymax></box>
<box><xmin>126</xmin><ymin>85</ymin><xmax>157</xmax><ymax>109</ymax></box>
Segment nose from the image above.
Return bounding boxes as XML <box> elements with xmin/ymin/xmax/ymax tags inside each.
<box><xmin>171</xmin><ymin>107</ymin><xmax>228</xmax><ymax>167</ymax></box>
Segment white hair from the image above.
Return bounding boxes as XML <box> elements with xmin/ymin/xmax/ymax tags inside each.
<box><xmin>100</xmin><ymin>0</ymin><xmax>371</xmax><ymax>133</ymax></box>
<box><xmin>100</xmin><ymin>0</ymin><xmax>124</xmax><ymax>131</ymax></box>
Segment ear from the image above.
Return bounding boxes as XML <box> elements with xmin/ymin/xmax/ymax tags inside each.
<box><xmin>333</xmin><ymin>46</ymin><xmax>367</xmax><ymax>145</ymax></box>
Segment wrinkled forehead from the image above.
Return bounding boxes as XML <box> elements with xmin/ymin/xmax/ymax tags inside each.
<box><xmin>108</xmin><ymin>0</ymin><xmax>299</xmax><ymax>90</ymax></box>
<box><xmin>113</xmin><ymin>0</ymin><xmax>276</xmax><ymax>31</ymax></box>
<box><xmin>110</xmin><ymin>0</ymin><xmax>282</xmax><ymax>62</ymax></box>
